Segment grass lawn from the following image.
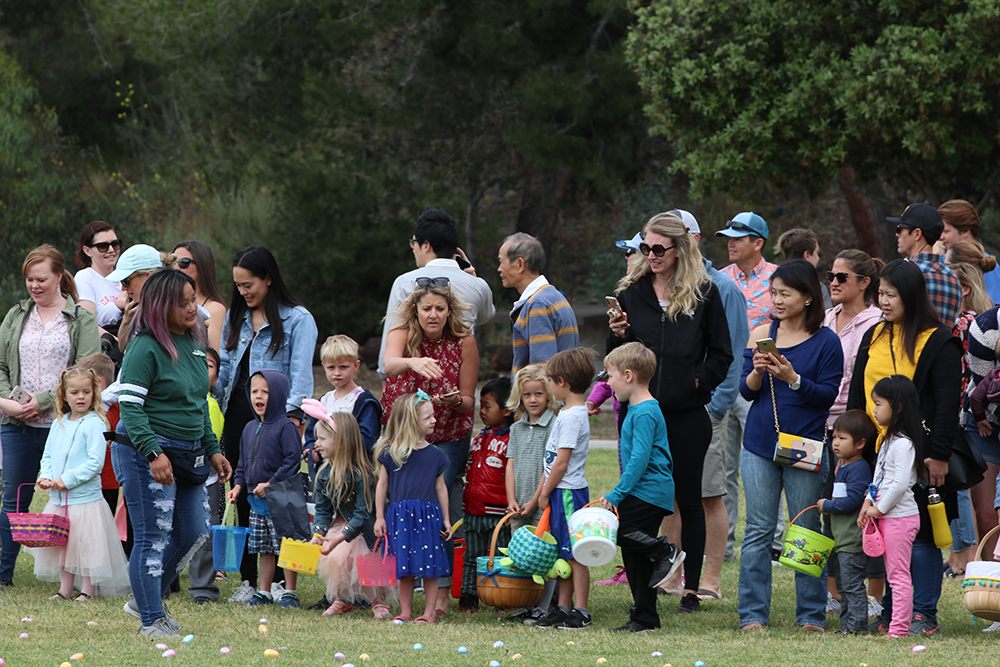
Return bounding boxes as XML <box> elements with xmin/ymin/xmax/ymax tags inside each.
<box><xmin>1</xmin><ymin>448</ymin><xmax>997</xmax><ymax>666</ymax></box>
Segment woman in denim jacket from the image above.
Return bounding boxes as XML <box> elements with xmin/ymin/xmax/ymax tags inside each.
<box><xmin>217</xmin><ymin>246</ymin><xmax>318</xmax><ymax>589</ymax></box>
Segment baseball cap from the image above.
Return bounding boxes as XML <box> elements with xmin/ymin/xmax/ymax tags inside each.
<box><xmin>715</xmin><ymin>212</ymin><xmax>769</xmax><ymax>240</ymax></box>
<box><xmin>886</xmin><ymin>203</ymin><xmax>943</xmax><ymax>237</ymax></box>
<box><xmin>615</xmin><ymin>232</ymin><xmax>643</xmax><ymax>252</ymax></box>
<box><xmin>668</xmin><ymin>209</ymin><xmax>701</xmax><ymax>235</ymax></box>
<box><xmin>106</xmin><ymin>244</ymin><xmax>163</xmax><ymax>282</ymax></box>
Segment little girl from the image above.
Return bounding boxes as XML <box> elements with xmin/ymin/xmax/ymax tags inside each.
<box><xmin>31</xmin><ymin>367</ymin><xmax>131</xmax><ymax>600</ymax></box>
<box><xmin>302</xmin><ymin>400</ymin><xmax>392</xmax><ymax>619</ymax></box>
<box><xmin>858</xmin><ymin>375</ymin><xmax>922</xmax><ymax>638</ymax></box>
<box><xmin>373</xmin><ymin>391</ymin><xmax>452</xmax><ymax>623</ymax></box>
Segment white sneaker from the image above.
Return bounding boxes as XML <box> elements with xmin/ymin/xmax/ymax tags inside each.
<box><xmin>139</xmin><ymin>617</ymin><xmax>180</xmax><ymax>639</ymax></box>
<box><xmin>983</xmin><ymin>621</ymin><xmax>1000</xmax><ymax>633</ymax></box>
<box><xmin>270</xmin><ymin>580</ymin><xmax>286</xmax><ymax>598</ymax></box>
<box><xmin>227</xmin><ymin>580</ymin><xmax>256</xmax><ymax>604</ymax></box>
<box><xmin>867</xmin><ymin>595</ymin><xmax>883</xmax><ymax>619</ymax></box>
<box><xmin>825</xmin><ymin>593</ymin><xmax>841</xmax><ymax>615</ymax></box>
<box><xmin>124</xmin><ymin>596</ymin><xmax>180</xmax><ymax>633</ymax></box>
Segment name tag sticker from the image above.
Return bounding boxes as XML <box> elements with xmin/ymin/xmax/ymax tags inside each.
<box><xmin>195</xmin><ymin>455</ymin><xmax>205</xmax><ymax>468</ymax></box>
<box><xmin>832</xmin><ymin>482</ymin><xmax>848</xmax><ymax>498</ymax></box>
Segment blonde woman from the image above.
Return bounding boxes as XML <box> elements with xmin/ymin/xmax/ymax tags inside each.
<box><xmin>607</xmin><ymin>212</ymin><xmax>733</xmax><ymax>613</ymax></box>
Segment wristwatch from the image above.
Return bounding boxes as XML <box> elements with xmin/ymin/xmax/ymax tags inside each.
<box><xmin>789</xmin><ymin>374</ymin><xmax>802</xmax><ymax>391</ymax></box>
<box><xmin>145</xmin><ymin>450</ymin><xmax>160</xmax><ymax>463</ymax></box>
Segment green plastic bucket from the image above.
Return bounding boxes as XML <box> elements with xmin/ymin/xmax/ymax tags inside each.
<box><xmin>779</xmin><ymin>505</ymin><xmax>835</xmax><ymax>577</ymax></box>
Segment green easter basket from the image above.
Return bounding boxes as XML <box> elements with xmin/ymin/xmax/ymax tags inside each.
<box><xmin>779</xmin><ymin>505</ymin><xmax>835</xmax><ymax>577</ymax></box>
<box><xmin>477</xmin><ymin>512</ymin><xmax>544</xmax><ymax>609</ymax></box>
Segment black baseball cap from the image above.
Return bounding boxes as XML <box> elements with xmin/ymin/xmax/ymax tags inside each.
<box><xmin>886</xmin><ymin>203</ymin><xmax>943</xmax><ymax>238</ymax></box>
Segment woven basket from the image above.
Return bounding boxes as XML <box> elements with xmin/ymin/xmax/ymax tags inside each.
<box><xmin>9</xmin><ymin>483</ymin><xmax>70</xmax><ymax>548</ymax></box>
<box><xmin>477</xmin><ymin>512</ymin><xmax>544</xmax><ymax>609</ymax></box>
<box><xmin>963</xmin><ymin>525</ymin><xmax>1000</xmax><ymax>621</ymax></box>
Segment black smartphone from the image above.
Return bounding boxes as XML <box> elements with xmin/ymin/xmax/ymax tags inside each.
<box><xmin>455</xmin><ymin>255</ymin><xmax>471</xmax><ymax>270</ymax></box>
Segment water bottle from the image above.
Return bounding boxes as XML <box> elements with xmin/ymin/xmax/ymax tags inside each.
<box><xmin>927</xmin><ymin>487</ymin><xmax>952</xmax><ymax>549</ymax></box>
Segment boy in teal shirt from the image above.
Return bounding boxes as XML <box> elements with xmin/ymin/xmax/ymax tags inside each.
<box><xmin>600</xmin><ymin>342</ymin><xmax>685</xmax><ymax>633</ymax></box>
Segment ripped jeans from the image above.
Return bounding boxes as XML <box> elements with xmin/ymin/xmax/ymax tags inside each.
<box><xmin>112</xmin><ymin>431</ymin><xmax>209</xmax><ymax>626</ymax></box>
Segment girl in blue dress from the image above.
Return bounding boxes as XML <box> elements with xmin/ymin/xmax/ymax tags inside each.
<box><xmin>374</xmin><ymin>390</ymin><xmax>453</xmax><ymax>623</ymax></box>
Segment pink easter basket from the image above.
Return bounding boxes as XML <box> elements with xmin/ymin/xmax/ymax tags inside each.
<box><xmin>862</xmin><ymin>518</ymin><xmax>885</xmax><ymax>557</ymax></box>
<box><xmin>9</xmin><ymin>483</ymin><xmax>70</xmax><ymax>548</ymax></box>
<box><xmin>357</xmin><ymin>536</ymin><xmax>396</xmax><ymax>586</ymax></box>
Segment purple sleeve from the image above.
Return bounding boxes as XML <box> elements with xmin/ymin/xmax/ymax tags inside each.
<box><xmin>587</xmin><ymin>381</ymin><xmax>613</xmax><ymax>407</ymax></box>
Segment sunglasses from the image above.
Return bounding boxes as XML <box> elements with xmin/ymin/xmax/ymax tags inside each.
<box><xmin>826</xmin><ymin>271</ymin><xmax>866</xmax><ymax>284</ymax></box>
<box><xmin>121</xmin><ymin>271</ymin><xmax>150</xmax><ymax>289</ymax></box>
<box><xmin>176</xmin><ymin>257</ymin><xmax>196</xmax><ymax>269</ymax></box>
<box><xmin>415</xmin><ymin>277</ymin><xmax>450</xmax><ymax>287</ymax></box>
<box><xmin>639</xmin><ymin>243</ymin><xmax>676</xmax><ymax>257</ymax></box>
<box><xmin>895</xmin><ymin>224</ymin><xmax>914</xmax><ymax>234</ymax></box>
<box><xmin>88</xmin><ymin>239</ymin><xmax>122</xmax><ymax>253</ymax></box>
<box><xmin>725</xmin><ymin>220</ymin><xmax>762</xmax><ymax>237</ymax></box>
<box><xmin>624</xmin><ymin>249</ymin><xmax>637</xmax><ymax>257</ymax></box>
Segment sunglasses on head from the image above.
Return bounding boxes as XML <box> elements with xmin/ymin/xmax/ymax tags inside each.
<box><xmin>415</xmin><ymin>277</ymin><xmax>450</xmax><ymax>287</ymax></box>
<box><xmin>88</xmin><ymin>239</ymin><xmax>122</xmax><ymax>253</ymax></box>
<box><xmin>176</xmin><ymin>257</ymin><xmax>196</xmax><ymax>269</ymax></box>
<box><xmin>725</xmin><ymin>220</ymin><xmax>762</xmax><ymax>237</ymax></box>
<box><xmin>624</xmin><ymin>248</ymin><xmax>637</xmax><ymax>257</ymax></box>
<box><xmin>826</xmin><ymin>271</ymin><xmax>866</xmax><ymax>284</ymax></box>
<box><xmin>639</xmin><ymin>242</ymin><xmax>676</xmax><ymax>257</ymax></box>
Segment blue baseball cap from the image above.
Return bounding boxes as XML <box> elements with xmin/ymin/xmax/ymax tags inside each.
<box><xmin>715</xmin><ymin>212</ymin><xmax>769</xmax><ymax>240</ymax></box>
<box><xmin>615</xmin><ymin>232</ymin><xmax>643</xmax><ymax>252</ymax></box>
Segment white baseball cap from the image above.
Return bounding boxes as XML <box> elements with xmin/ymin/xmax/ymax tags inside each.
<box><xmin>106</xmin><ymin>244</ymin><xmax>163</xmax><ymax>282</ymax></box>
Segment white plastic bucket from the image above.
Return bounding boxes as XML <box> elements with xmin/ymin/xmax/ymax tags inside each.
<box><xmin>568</xmin><ymin>502</ymin><xmax>619</xmax><ymax>566</ymax></box>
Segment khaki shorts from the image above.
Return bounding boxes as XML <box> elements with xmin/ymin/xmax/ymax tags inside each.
<box><xmin>701</xmin><ymin>411</ymin><xmax>728</xmax><ymax>498</ymax></box>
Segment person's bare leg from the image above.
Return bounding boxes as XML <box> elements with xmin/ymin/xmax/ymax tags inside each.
<box><xmin>868</xmin><ymin>576</ymin><xmax>884</xmax><ymax>602</ymax></box>
<box><xmin>59</xmin><ymin>568</ymin><xmax>75</xmax><ymax>598</ymax></box>
<box><xmin>258</xmin><ymin>555</ymin><xmax>276</xmax><ymax>595</ymax></box>
<box><xmin>421</xmin><ymin>578</ymin><xmax>439</xmax><ymax>619</ymax></box>
<box><xmin>570</xmin><ymin>560</ymin><xmax>589</xmax><ymax>609</ymax></box>
<box><xmin>699</xmin><ymin>495</ymin><xmax>726</xmax><ymax>597</ymax></box>
<box><xmin>657</xmin><ymin>508</ymin><xmax>684</xmax><ymax>594</ymax></box>
<box><xmin>399</xmin><ymin>576</ymin><xmax>415</xmax><ymax>619</ymax></box>
<box><xmin>828</xmin><ymin>576</ymin><xmax>841</xmax><ymax>601</ymax></box>
<box><xmin>559</xmin><ymin>563</ymin><xmax>577</xmax><ymax>608</ymax></box>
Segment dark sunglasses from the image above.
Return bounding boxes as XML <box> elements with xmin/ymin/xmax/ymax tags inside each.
<box><xmin>895</xmin><ymin>224</ymin><xmax>913</xmax><ymax>234</ymax></box>
<box><xmin>725</xmin><ymin>220</ymin><xmax>762</xmax><ymax>238</ymax></box>
<box><xmin>88</xmin><ymin>239</ymin><xmax>122</xmax><ymax>253</ymax></box>
<box><xmin>176</xmin><ymin>257</ymin><xmax>196</xmax><ymax>269</ymax></box>
<box><xmin>415</xmin><ymin>277</ymin><xmax>450</xmax><ymax>287</ymax></box>
<box><xmin>624</xmin><ymin>249</ymin><xmax>637</xmax><ymax>257</ymax></box>
<box><xmin>121</xmin><ymin>271</ymin><xmax>150</xmax><ymax>289</ymax></box>
<box><xmin>639</xmin><ymin>243</ymin><xmax>676</xmax><ymax>257</ymax></box>
<box><xmin>826</xmin><ymin>271</ymin><xmax>866</xmax><ymax>284</ymax></box>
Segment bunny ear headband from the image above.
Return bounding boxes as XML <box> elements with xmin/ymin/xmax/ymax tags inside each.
<box><xmin>301</xmin><ymin>398</ymin><xmax>335</xmax><ymax>431</ymax></box>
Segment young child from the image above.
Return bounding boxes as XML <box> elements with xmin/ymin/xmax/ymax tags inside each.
<box><xmin>29</xmin><ymin>367</ymin><xmax>131</xmax><ymax>600</ymax></box>
<box><xmin>599</xmin><ymin>343</ymin><xmax>684</xmax><ymax>632</ymax></box>
<box><xmin>302</xmin><ymin>404</ymin><xmax>392</xmax><ymax>619</ymax></box>
<box><xmin>460</xmin><ymin>376</ymin><xmax>514</xmax><ymax>612</ymax></box>
<box><xmin>818</xmin><ymin>409</ymin><xmax>876</xmax><ymax>634</ymax></box>
<box><xmin>858</xmin><ymin>376</ymin><xmax>922</xmax><ymax>638</ymax></box>
<box><xmin>306</xmin><ymin>335</ymin><xmax>383</xmax><ymax>451</ymax></box>
<box><xmin>75</xmin><ymin>353</ymin><xmax>120</xmax><ymax>519</ymax></box>
<box><xmin>373</xmin><ymin>391</ymin><xmax>453</xmax><ymax>623</ymax></box>
<box><xmin>503</xmin><ymin>364</ymin><xmax>559</xmax><ymax>624</ymax></box>
<box><xmin>534</xmin><ymin>348</ymin><xmax>595</xmax><ymax>630</ymax></box>
<box><xmin>227</xmin><ymin>369</ymin><xmax>305</xmax><ymax>607</ymax></box>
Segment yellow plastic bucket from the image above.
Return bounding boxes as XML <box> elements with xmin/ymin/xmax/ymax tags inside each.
<box><xmin>779</xmin><ymin>505</ymin><xmax>834</xmax><ymax>577</ymax></box>
<box><xmin>278</xmin><ymin>537</ymin><xmax>322</xmax><ymax>575</ymax></box>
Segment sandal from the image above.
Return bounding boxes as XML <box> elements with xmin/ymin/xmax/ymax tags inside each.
<box><xmin>75</xmin><ymin>592</ymin><xmax>93</xmax><ymax>602</ymax></box>
<box><xmin>414</xmin><ymin>615</ymin><xmax>436</xmax><ymax>624</ymax></box>
<box><xmin>393</xmin><ymin>615</ymin><xmax>412</xmax><ymax>623</ymax></box>
<box><xmin>49</xmin><ymin>592</ymin><xmax>70</xmax><ymax>600</ymax></box>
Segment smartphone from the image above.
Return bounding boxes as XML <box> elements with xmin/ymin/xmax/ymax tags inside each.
<box><xmin>455</xmin><ymin>255</ymin><xmax>472</xmax><ymax>270</ymax></box>
<box><xmin>439</xmin><ymin>389</ymin><xmax>460</xmax><ymax>399</ymax></box>
<box><xmin>605</xmin><ymin>296</ymin><xmax>623</xmax><ymax>320</ymax></box>
<box><xmin>756</xmin><ymin>338</ymin><xmax>779</xmax><ymax>356</ymax></box>
<box><xmin>9</xmin><ymin>386</ymin><xmax>30</xmax><ymax>405</ymax></box>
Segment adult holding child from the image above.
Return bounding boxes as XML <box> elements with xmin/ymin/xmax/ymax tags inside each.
<box><xmin>738</xmin><ymin>260</ymin><xmax>843</xmax><ymax>632</ymax></box>
<box><xmin>607</xmin><ymin>212</ymin><xmax>733</xmax><ymax>614</ymax></box>
<box><xmin>0</xmin><ymin>244</ymin><xmax>100</xmax><ymax>587</ymax></box>
<box><xmin>847</xmin><ymin>259</ymin><xmax>962</xmax><ymax>636</ymax></box>
<box><xmin>172</xmin><ymin>240</ymin><xmax>228</xmax><ymax>353</ymax></box>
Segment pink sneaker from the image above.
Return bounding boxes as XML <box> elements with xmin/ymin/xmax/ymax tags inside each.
<box><xmin>372</xmin><ymin>603</ymin><xmax>392</xmax><ymax>620</ymax></box>
<box><xmin>323</xmin><ymin>599</ymin><xmax>354</xmax><ymax>616</ymax></box>
<box><xmin>596</xmin><ymin>565</ymin><xmax>628</xmax><ymax>585</ymax></box>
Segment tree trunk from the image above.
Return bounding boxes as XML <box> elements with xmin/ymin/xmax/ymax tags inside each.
<box><xmin>515</xmin><ymin>165</ymin><xmax>575</xmax><ymax>257</ymax></box>
<box><xmin>837</xmin><ymin>167</ymin><xmax>899</xmax><ymax>261</ymax></box>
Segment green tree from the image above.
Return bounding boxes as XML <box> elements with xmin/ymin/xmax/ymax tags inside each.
<box><xmin>627</xmin><ymin>0</ymin><xmax>1000</xmax><ymax>257</ymax></box>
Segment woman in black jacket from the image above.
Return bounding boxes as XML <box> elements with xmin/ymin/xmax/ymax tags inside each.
<box><xmin>608</xmin><ymin>212</ymin><xmax>733</xmax><ymax>613</ymax></box>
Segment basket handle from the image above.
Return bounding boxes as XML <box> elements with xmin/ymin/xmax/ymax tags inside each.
<box><xmin>17</xmin><ymin>482</ymin><xmax>68</xmax><ymax>516</ymax></box>
<box><xmin>486</xmin><ymin>511</ymin><xmax>518</xmax><ymax>570</ymax></box>
<box><xmin>975</xmin><ymin>524</ymin><xmax>1000</xmax><ymax>563</ymax></box>
<box><xmin>789</xmin><ymin>504</ymin><xmax>819</xmax><ymax>527</ymax></box>
<box><xmin>372</xmin><ymin>535</ymin><xmax>390</xmax><ymax>564</ymax></box>
<box><xmin>580</xmin><ymin>499</ymin><xmax>619</xmax><ymax>518</ymax></box>
<box><xmin>221</xmin><ymin>499</ymin><xmax>236</xmax><ymax>527</ymax></box>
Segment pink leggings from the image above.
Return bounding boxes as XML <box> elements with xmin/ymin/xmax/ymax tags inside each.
<box><xmin>880</xmin><ymin>514</ymin><xmax>921</xmax><ymax>637</ymax></box>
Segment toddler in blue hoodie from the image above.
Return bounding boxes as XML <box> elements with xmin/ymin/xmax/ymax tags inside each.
<box><xmin>227</xmin><ymin>369</ymin><xmax>306</xmax><ymax>607</ymax></box>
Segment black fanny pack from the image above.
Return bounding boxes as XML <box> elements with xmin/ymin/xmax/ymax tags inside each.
<box><xmin>109</xmin><ymin>432</ymin><xmax>210</xmax><ymax>486</ymax></box>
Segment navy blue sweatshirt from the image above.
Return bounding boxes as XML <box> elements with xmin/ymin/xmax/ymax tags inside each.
<box><xmin>824</xmin><ymin>458</ymin><xmax>872</xmax><ymax>554</ymax></box>
<box><xmin>233</xmin><ymin>368</ymin><xmax>303</xmax><ymax>490</ymax></box>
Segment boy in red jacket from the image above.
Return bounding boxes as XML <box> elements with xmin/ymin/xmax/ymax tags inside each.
<box><xmin>460</xmin><ymin>376</ymin><xmax>514</xmax><ymax>612</ymax></box>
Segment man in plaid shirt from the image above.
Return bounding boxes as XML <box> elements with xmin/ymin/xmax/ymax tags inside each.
<box><xmin>889</xmin><ymin>203</ymin><xmax>962</xmax><ymax>327</ymax></box>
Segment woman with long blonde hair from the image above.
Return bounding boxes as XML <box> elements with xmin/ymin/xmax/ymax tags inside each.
<box><xmin>607</xmin><ymin>212</ymin><xmax>733</xmax><ymax>613</ymax></box>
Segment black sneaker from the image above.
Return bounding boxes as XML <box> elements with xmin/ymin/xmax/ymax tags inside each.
<box><xmin>868</xmin><ymin>614</ymin><xmax>889</xmax><ymax>633</ymax></box>
<box><xmin>192</xmin><ymin>596</ymin><xmax>212</xmax><ymax>605</ymax></box>
<box><xmin>459</xmin><ymin>593</ymin><xmax>480</xmax><ymax>612</ymax></box>
<box><xmin>909</xmin><ymin>614</ymin><xmax>941</xmax><ymax>636</ymax></box>
<box><xmin>677</xmin><ymin>592</ymin><xmax>700</xmax><ymax>614</ymax></box>
<box><xmin>611</xmin><ymin>620</ymin><xmax>655</xmax><ymax>633</ymax></box>
<box><xmin>649</xmin><ymin>544</ymin><xmax>686</xmax><ymax>589</ymax></box>
<box><xmin>307</xmin><ymin>596</ymin><xmax>330</xmax><ymax>611</ymax></box>
<box><xmin>534</xmin><ymin>607</ymin><xmax>568</xmax><ymax>628</ymax></box>
<box><xmin>557</xmin><ymin>608</ymin><xmax>592</xmax><ymax>629</ymax></box>
<box><xmin>502</xmin><ymin>608</ymin><xmax>535</xmax><ymax>623</ymax></box>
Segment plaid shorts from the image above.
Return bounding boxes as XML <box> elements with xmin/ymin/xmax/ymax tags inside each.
<box><xmin>248</xmin><ymin>510</ymin><xmax>281</xmax><ymax>555</ymax></box>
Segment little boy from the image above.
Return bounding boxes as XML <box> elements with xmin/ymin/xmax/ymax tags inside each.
<box><xmin>305</xmin><ymin>335</ymin><xmax>382</xmax><ymax>451</ymax></box>
<box><xmin>535</xmin><ymin>347</ymin><xmax>595</xmax><ymax>630</ymax></box>
<box><xmin>460</xmin><ymin>376</ymin><xmax>514</xmax><ymax>612</ymax></box>
<box><xmin>818</xmin><ymin>409</ymin><xmax>875</xmax><ymax>634</ymax></box>
<box><xmin>228</xmin><ymin>369</ymin><xmax>306</xmax><ymax>607</ymax></box>
<box><xmin>599</xmin><ymin>343</ymin><xmax>685</xmax><ymax>633</ymax></box>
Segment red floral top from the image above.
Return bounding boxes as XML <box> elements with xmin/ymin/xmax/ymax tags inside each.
<box><xmin>381</xmin><ymin>335</ymin><xmax>473</xmax><ymax>443</ymax></box>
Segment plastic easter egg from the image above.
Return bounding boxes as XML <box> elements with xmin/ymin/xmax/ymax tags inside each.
<box><xmin>335</xmin><ymin>652</ymin><xmax>346</xmax><ymax>661</ymax></box>
<box><xmin>259</xmin><ymin>618</ymin><xmax>268</xmax><ymax>624</ymax></box>
<box><xmin>220</xmin><ymin>647</ymin><xmax>231</xmax><ymax>654</ymax></box>
<box><xmin>393</xmin><ymin>618</ymin><xmax>405</xmax><ymax>625</ymax></box>
<box><xmin>490</xmin><ymin>661</ymin><xmax>501</xmax><ymax>667</ymax></box>
<box><xmin>512</xmin><ymin>655</ymin><xmax>522</xmax><ymax>661</ymax></box>
<box><xmin>597</xmin><ymin>659</ymin><xmax>608</xmax><ymax>665</ymax></box>
<box><xmin>264</xmin><ymin>649</ymin><xmax>280</xmax><ymax>658</ymax></box>
<box><xmin>21</xmin><ymin>617</ymin><xmax>33</xmax><ymax>622</ymax></box>
<box><xmin>155</xmin><ymin>644</ymin><xmax>168</xmax><ymax>650</ymax></box>
<box><xmin>182</xmin><ymin>635</ymin><xmax>194</xmax><ymax>644</ymax></box>
<box><xmin>258</xmin><ymin>624</ymin><xmax>269</xmax><ymax>634</ymax></box>
<box><xmin>652</xmin><ymin>653</ymin><xmax>662</xmax><ymax>658</ymax></box>
<box><xmin>458</xmin><ymin>647</ymin><xmax>469</xmax><ymax>654</ymax></box>
<box><xmin>566</xmin><ymin>641</ymin><xmax>575</xmax><ymax>646</ymax></box>
<box><xmin>359</xmin><ymin>654</ymin><xmax>371</xmax><ymax>661</ymax></box>
<box><xmin>71</xmin><ymin>653</ymin><xmax>85</xmax><ymax>660</ymax></box>
<box><xmin>162</xmin><ymin>649</ymin><xmax>176</xmax><ymax>658</ymax></box>
<box><xmin>58</xmin><ymin>663</ymin><xmax>69</xmax><ymax>667</ymax></box>
<box><xmin>85</xmin><ymin>621</ymin><xmax>97</xmax><ymax>626</ymax></box>
<box><xmin>413</xmin><ymin>644</ymin><xmax>423</xmax><ymax>650</ymax></box>
<box><xmin>912</xmin><ymin>645</ymin><xmax>927</xmax><ymax>654</ymax></box>
<box><xmin>18</xmin><ymin>633</ymin><xmax>28</xmax><ymax>639</ymax></box>
<box><xmin>695</xmin><ymin>662</ymin><xmax>706</xmax><ymax>667</ymax></box>
<box><xmin>344</xmin><ymin>664</ymin><xmax>356</xmax><ymax>667</ymax></box>
<box><xmin>493</xmin><ymin>641</ymin><xmax>504</xmax><ymax>648</ymax></box>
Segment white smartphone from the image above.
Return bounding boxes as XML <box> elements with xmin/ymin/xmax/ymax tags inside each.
<box><xmin>756</xmin><ymin>338</ymin><xmax>779</xmax><ymax>356</ymax></box>
<box><xmin>9</xmin><ymin>386</ymin><xmax>30</xmax><ymax>405</ymax></box>
<box><xmin>605</xmin><ymin>296</ymin><xmax>623</xmax><ymax>320</ymax></box>
<box><xmin>439</xmin><ymin>389</ymin><xmax>460</xmax><ymax>399</ymax></box>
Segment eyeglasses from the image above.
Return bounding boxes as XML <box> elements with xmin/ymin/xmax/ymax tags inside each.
<box><xmin>408</xmin><ymin>238</ymin><xmax>419</xmax><ymax>248</ymax></box>
<box><xmin>88</xmin><ymin>239</ymin><xmax>122</xmax><ymax>253</ymax></box>
<box><xmin>176</xmin><ymin>257</ymin><xmax>196</xmax><ymax>269</ymax></box>
<box><xmin>624</xmin><ymin>249</ymin><xmax>637</xmax><ymax>257</ymax></box>
<box><xmin>639</xmin><ymin>243</ymin><xmax>676</xmax><ymax>257</ymax></box>
<box><xmin>895</xmin><ymin>224</ymin><xmax>913</xmax><ymax>234</ymax></box>
<box><xmin>826</xmin><ymin>271</ymin><xmax>866</xmax><ymax>284</ymax></box>
<box><xmin>725</xmin><ymin>220</ymin><xmax>762</xmax><ymax>237</ymax></box>
<box><xmin>415</xmin><ymin>277</ymin><xmax>450</xmax><ymax>287</ymax></box>
<box><xmin>121</xmin><ymin>271</ymin><xmax>150</xmax><ymax>289</ymax></box>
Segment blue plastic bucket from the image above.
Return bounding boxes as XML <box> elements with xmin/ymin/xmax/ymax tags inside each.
<box><xmin>211</xmin><ymin>525</ymin><xmax>250</xmax><ymax>572</ymax></box>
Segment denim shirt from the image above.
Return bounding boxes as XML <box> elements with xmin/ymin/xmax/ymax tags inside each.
<box><xmin>312</xmin><ymin>465</ymin><xmax>376</xmax><ymax>549</ymax></box>
<box><xmin>217</xmin><ymin>302</ymin><xmax>318</xmax><ymax>415</ymax></box>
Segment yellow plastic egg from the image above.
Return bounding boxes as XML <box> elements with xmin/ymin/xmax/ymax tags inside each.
<box><xmin>512</xmin><ymin>655</ymin><xmax>523</xmax><ymax>661</ymax></box>
<box><xmin>597</xmin><ymin>659</ymin><xmax>608</xmax><ymax>665</ymax></box>
<box><xmin>61</xmin><ymin>663</ymin><xmax>72</xmax><ymax>667</ymax></box>
<box><xmin>264</xmin><ymin>648</ymin><xmax>280</xmax><ymax>658</ymax></box>
<box><xmin>258</xmin><ymin>624</ymin><xmax>269</xmax><ymax>633</ymax></box>
<box><xmin>359</xmin><ymin>654</ymin><xmax>371</xmax><ymax>661</ymax></box>
<box><xmin>71</xmin><ymin>655</ymin><xmax>84</xmax><ymax>661</ymax></box>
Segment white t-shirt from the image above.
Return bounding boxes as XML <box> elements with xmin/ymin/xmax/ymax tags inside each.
<box><xmin>320</xmin><ymin>386</ymin><xmax>363</xmax><ymax>414</ymax></box>
<box><xmin>74</xmin><ymin>267</ymin><xmax>123</xmax><ymax>327</ymax></box>
<box><xmin>543</xmin><ymin>405</ymin><xmax>589</xmax><ymax>490</ymax></box>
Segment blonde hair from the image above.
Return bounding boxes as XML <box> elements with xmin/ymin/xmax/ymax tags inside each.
<box><xmin>77</xmin><ymin>353</ymin><xmax>115</xmax><ymax>388</ymax></box>
<box><xmin>320</xmin><ymin>335</ymin><xmax>360</xmax><ymax>364</ymax></box>
<box><xmin>316</xmin><ymin>413</ymin><xmax>375</xmax><ymax>512</ymax></box>
<box><xmin>55</xmin><ymin>366</ymin><xmax>109</xmax><ymax>427</ymax></box>
<box><xmin>507</xmin><ymin>363</ymin><xmax>560</xmax><ymax>415</ymax></box>
<box><xmin>374</xmin><ymin>393</ymin><xmax>432</xmax><ymax>468</ymax></box>
<box><xmin>946</xmin><ymin>241</ymin><xmax>995</xmax><ymax>314</ymax></box>
<box><xmin>388</xmin><ymin>284</ymin><xmax>471</xmax><ymax>358</ymax></box>
<box><xmin>615</xmin><ymin>213</ymin><xmax>709</xmax><ymax>319</ymax></box>
<box><xmin>604</xmin><ymin>342</ymin><xmax>657</xmax><ymax>385</ymax></box>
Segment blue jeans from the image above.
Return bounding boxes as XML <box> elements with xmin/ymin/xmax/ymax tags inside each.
<box><xmin>434</xmin><ymin>437</ymin><xmax>467</xmax><ymax>492</ymax></box>
<box><xmin>881</xmin><ymin>537</ymin><xmax>943</xmax><ymax>626</ymax></box>
<box><xmin>0</xmin><ymin>424</ymin><xmax>49</xmax><ymax>581</ymax></box>
<box><xmin>738</xmin><ymin>449</ymin><xmax>828</xmax><ymax>628</ymax></box>
<box><xmin>112</xmin><ymin>432</ymin><xmax>209</xmax><ymax>626</ymax></box>
<box><xmin>950</xmin><ymin>489</ymin><xmax>977</xmax><ymax>553</ymax></box>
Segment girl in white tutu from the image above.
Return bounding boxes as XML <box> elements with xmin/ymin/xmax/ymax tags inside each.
<box><xmin>303</xmin><ymin>400</ymin><xmax>392</xmax><ymax>618</ymax></box>
<box><xmin>31</xmin><ymin>366</ymin><xmax>131</xmax><ymax>600</ymax></box>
